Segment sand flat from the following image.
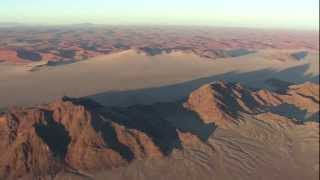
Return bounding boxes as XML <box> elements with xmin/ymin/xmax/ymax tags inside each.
<box><xmin>0</xmin><ymin>50</ymin><xmax>318</xmax><ymax>109</ymax></box>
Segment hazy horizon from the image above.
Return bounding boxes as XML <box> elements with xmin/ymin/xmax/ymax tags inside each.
<box><xmin>0</xmin><ymin>0</ymin><xmax>319</xmax><ymax>30</ymax></box>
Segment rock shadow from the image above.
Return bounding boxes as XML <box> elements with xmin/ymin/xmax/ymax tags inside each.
<box><xmin>87</xmin><ymin>64</ymin><xmax>316</xmax><ymax>108</ymax></box>
<box><xmin>34</xmin><ymin>110</ymin><xmax>71</xmax><ymax>159</ymax></box>
<box><xmin>102</xmin><ymin>106</ymin><xmax>183</xmax><ymax>155</ymax></box>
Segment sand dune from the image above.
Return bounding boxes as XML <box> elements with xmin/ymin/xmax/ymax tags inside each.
<box><xmin>0</xmin><ymin>50</ymin><xmax>318</xmax><ymax>109</ymax></box>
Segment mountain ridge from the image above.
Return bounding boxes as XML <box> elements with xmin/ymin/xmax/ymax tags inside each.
<box><xmin>0</xmin><ymin>81</ymin><xmax>318</xmax><ymax>179</ymax></box>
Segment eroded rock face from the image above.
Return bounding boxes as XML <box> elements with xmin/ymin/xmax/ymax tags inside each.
<box><xmin>0</xmin><ymin>97</ymin><xmax>184</xmax><ymax>179</ymax></box>
<box><xmin>185</xmin><ymin>81</ymin><xmax>319</xmax><ymax>127</ymax></box>
<box><xmin>0</xmin><ymin>108</ymin><xmax>66</xmax><ymax>179</ymax></box>
<box><xmin>0</xmin><ymin>81</ymin><xmax>318</xmax><ymax>179</ymax></box>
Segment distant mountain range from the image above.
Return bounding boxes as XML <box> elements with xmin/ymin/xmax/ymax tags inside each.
<box><xmin>0</xmin><ymin>26</ymin><xmax>317</xmax><ymax>64</ymax></box>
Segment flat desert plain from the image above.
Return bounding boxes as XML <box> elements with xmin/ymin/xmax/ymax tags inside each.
<box><xmin>0</xmin><ymin>49</ymin><xmax>318</xmax><ymax>109</ymax></box>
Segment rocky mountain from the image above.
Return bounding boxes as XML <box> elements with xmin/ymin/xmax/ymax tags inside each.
<box><xmin>185</xmin><ymin>81</ymin><xmax>319</xmax><ymax>127</ymax></box>
<box><xmin>0</xmin><ymin>96</ymin><xmax>189</xmax><ymax>179</ymax></box>
<box><xmin>0</xmin><ymin>81</ymin><xmax>318</xmax><ymax>180</ymax></box>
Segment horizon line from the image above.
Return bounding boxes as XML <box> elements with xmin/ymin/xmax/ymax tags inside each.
<box><xmin>0</xmin><ymin>22</ymin><xmax>319</xmax><ymax>32</ymax></box>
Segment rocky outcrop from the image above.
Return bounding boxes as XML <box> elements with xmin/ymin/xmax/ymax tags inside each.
<box><xmin>0</xmin><ymin>81</ymin><xmax>318</xmax><ymax>179</ymax></box>
<box><xmin>0</xmin><ymin>97</ymin><xmax>184</xmax><ymax>179</ymax></box>
<box><xmin>185</xmin><ymin>81</ymin><xmax>319</xmax><ymax>127</ymax></box>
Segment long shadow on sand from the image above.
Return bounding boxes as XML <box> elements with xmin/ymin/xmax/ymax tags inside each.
<box><xmin>87</xmin><ymin>63</ymin><xmax>315</xmax><ymax>107</ymax></box>
<box><xmin>85</xmin><ymin>63</ymin><xmax>317</xmax><ymax>144</ymax></box>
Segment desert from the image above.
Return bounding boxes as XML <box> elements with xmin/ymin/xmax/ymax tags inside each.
<box><xmin>0</xmin><ymin>20</ymin><xmax>318</xmax><ymax>180</ymax></box>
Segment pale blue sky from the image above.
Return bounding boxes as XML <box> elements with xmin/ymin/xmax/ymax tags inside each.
<box><xmin>0</xmin><ymin>0</ymin><xmax>318</xmax><ymax>29</ymax></box>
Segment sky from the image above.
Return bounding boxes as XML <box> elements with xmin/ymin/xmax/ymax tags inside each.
<box><xmin>0</xmin><ymin>0</ymin><xmax>319</xmax><ymax>30</ymax></box>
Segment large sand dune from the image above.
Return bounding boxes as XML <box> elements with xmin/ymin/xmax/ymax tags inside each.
<box><xmin>0</xmin><ymin>50</ymin><xmax>318</xmax><ymax>109</ymax></box>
